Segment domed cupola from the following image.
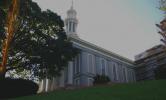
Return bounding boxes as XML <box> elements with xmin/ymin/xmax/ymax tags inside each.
<box><xmin>65</xmin><ymin>0</ymin><xmax>78</xmax><ymax>37</ymax></box>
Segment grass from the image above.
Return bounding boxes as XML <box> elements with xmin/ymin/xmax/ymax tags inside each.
<box><xmin>13</xmin><ymin>80</ymin><xmax>166</xmax><ymax>100</ymax></box>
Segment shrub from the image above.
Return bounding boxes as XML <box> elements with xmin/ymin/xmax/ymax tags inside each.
<box><xmin>93</xmin><ymin>74</ymin><xmax>110</xmax><ymax>85</ymax></box>
<box><xmin>0</xmin><ymin>78</ymin><xmax>39</xmax><ymax>99</ymax></box>
<box><xmin>155</xmin><ymin>66</ymin><xmax>166</xmax><ymax>79</ymax></box>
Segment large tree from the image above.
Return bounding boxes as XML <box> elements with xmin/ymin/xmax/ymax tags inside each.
<box><xmin>0</xmin><ymin>0</ymin><xmax>79</xmax><ymax>80</ymax></box>
<box><xmin>156</xmin><ymin>0</ymin><xmax>166</xmax><ymax>44</ymax></box>
<box><xmin>155</xmin><ymin>0</ymin><xmax>166</xmax><ymax>79</ymax></box>
<box><xmin>159</xmin><ymin>0</ymin><xmax>166</xmax><ymax>12</ymax></box>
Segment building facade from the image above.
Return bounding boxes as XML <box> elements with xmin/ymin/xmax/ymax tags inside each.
<box><xmin>135</xmin><ymin>44</ymin><xmax>166</xmax><ymax>81</ymax></box>
<box><xmin>39</xmin><ymin>4</ymin><xmax>136</xmax><ymax>92</ymax></box>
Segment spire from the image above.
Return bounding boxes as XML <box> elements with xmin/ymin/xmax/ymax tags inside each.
<box><xmin>67</xmin><ymin>0</ymin><xmax>76</xmax><ymax>16</ymax></box>
<box><xmin>71</xmin><ymin>0</ymin><xmax>74</xmax><ymax>9</ymax></box>
<box><xmin>65</xmin><ymin>0</ymin><xmax>78</xmax><ymax>38</ymax></box>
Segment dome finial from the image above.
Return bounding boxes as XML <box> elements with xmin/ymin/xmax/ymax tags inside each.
<box><xmin>71</xmin><ymin>0</ymin><xmax>74</xmax><ymax>9</ymax></box>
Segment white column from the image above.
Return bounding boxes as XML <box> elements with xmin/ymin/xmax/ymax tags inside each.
<box><xmin>38</xmin><ymin>79</ymin><xmax>44</xmax><ymax>93</ymax></box>
<box><xmin>41</xmin><ymin>78</ymin><xmax>46</xmax><ymax>92</ymax></box>
<box><xmin>59</xmin><ymin>71</ymin><xmax>65</xmax><ymax>87</ymax></box>
<box><xmin>67</xmin><ymin>61</ymin><xmax>74</xmax><ymax>85</ymax></box>
<box><xmin>50</xmin><ymin>77</ymin><xmax>57</xmax><ymax>91</ymax></box>
<box><xmin>45</xmin><ymin>78</ymin><xmax>50</xmax><ymax>92</ymax></box>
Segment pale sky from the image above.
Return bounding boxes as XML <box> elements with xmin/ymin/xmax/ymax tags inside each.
<box><xmin>33</xmin><ymin>0</ymin><xmax>163</xmax><ymax>60</ymax></box>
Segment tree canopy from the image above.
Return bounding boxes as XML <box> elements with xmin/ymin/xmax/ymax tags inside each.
<box><xmin>0</xmin><ymin>0</ymin><xmax>79</xmax><ymax>80</ymax></box>
<box><xmin>156</xmin><ymin>0</ymin><xmax>166</xmax><ymax>44</ymax></box>
<box><xmin>159</xmin><ymin>0</ymin><xmax>166</xmax><ymax>12</ymax></box>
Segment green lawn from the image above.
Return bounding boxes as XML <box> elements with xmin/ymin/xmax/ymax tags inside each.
<box><xmin>13</xmin><ymin>80</ymin><xmax>166</xmax><ymax>100</ymax></box>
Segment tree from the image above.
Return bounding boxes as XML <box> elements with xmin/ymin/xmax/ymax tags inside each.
<box><xmin>159</xmin><ymin>0</ymin><xmax>166</xmax><ymax>12</ymax></box>
<box><xmin>155</xmin><ymin>0</ymin><xmax>166</xmax><ymax>80</ymax></box>
<box><xmin>155</xmin><ymin>65</ymin><xmax>166</xmax><ymax>79</ymax></box>
<box><xmin>0</xmin><ymin>0</ymin><xmax>79</xmax><ymax>80</ymax></box>
<box><xmin>156</xmin><ymin>0</ymin><xmax>166</xmax><ymax>44</ymax></box>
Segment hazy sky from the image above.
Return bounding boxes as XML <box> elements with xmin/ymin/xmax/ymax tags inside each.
<box><xmin>33</xmin><ymin>0</ymin><xmax>163</xmax><ymax>60</ymax></box>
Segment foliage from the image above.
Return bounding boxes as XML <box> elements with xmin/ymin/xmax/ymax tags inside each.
<box><xmin>93</xmin><ymin>74</ymin><xmax>110</xmax><ymax>85</ymax></box>
<box><xmin>156</xmin><ymin>0</ymin><xmax>166</xmax><ymax>44</ymax></box>
<box><xmin>155</xmin><ymin>66</ymin><xmax>166</xmax><ymax>79</ymax></box>
<box><xmin>0</xmin><ymin>0</ymin><xmax>79</xmax><ymax>79</ymax></box>
<box><xmin>0</xmin><ymin>78</ymin><xmax>38</xmax><ymax>99</ymax></box>
<box><xmin>0</xmin><ymin>0</ymin><xmax>12</xmax><ymax>9</ymax></box>
<box><xmin>159</xmin><ymin>0</ymin><xmax>166</xmax><ymax>12</ymax></box>
<box><xmin>0</xmin><ymin>9</ymin><xmax>6</xmax><ymax>40</ymax></box>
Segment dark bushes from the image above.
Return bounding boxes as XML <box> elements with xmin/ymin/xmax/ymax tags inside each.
<box><xmin>0</xmin><ymin>78</ymin><xmax>39</xmax><ymax>99</ymax></box>
<box><xmin>93</xmin><ymin>74</ymin><xmax>110</xmax><ymax>85</ymax></box>
<box><xmin>155</xmin><ymin>66</ymin><xmax>166</xmax><ymax>79</ymax></box>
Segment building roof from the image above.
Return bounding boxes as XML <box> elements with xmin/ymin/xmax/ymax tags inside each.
<box><xmin>69</xmin><ymin>36</ymin><xmax>134</xmax><ymax>66</ymax></box>
<box><xmin>135</xmin><ymin>44</ymin><xmax>166</xmax><ymax>61</ymax></box>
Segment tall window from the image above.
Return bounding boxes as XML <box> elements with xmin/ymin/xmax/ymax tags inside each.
<box><xmin>88</xmin><ymin>78</ymin><xmax>94</xmax><ymax>86</ymax></box>
<box><xmin>123</xmin><ymin>68</ymin><xmax>127</xmax><ymax>82</ymax></box>
<box><xmin>73</xmin><ymin>23</ymin><xmax>75</xmax><ymax>32</ymax></box>
<box><xmin>113</xmin><ymin>64</ymin><xmax>117</xmax><ymax>81</ymax></box>
<box><xmin>74</xmin><ymin>54</ymin><xmax>80</xmax><ymax>74</ymax></box>
<box><xmin>88</xmin><ymin>54</ymin><xmax>94</xmax><ymax>73</ymax></box>
<box><xmin>76</xmin><ymin>54</ymin><xmax>80</xmax><ymax>73</ymax></box>
<box><xmin>74</xmin><ymin>78</ymin><xmax>80</xmax><ymax>86</ymax></box>
<box><xmin>131</xmin><ymin>71</ymin><xmax>135</xmax><ymax>82</ymax></box>
<box><xmin>128</xmin><ymin>70</ymin><xmax>132</xmax><ymax>82</ymax></box>
<box><xmin>69</xmin><ymin>22</ymin><xmax>72</xmax><ymax>32</ymax></box>
<box><xmin>101</xmin><ymin>59</ymin><xmax>106</xmax><ymax>75</ymax></box>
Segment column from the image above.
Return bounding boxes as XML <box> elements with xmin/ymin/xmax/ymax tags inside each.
<box><xmin>45</xmin><ymin>78</ymin><xmax>50</xmax><ymax>92</ymax></box>
<box><xmin>41</xmin><ymin>78</ymin><xmax>46</xmax><ymax>92</ymax></box>
<box><xmin>59</xmin><ymin>71</ymin><xmax>65</xmax><ymax>87</ymax></box>
<box><xmin>38</xmin><ymin>79</ymin><xmax>44</xmax><ymax>93</ymax></box>
<box><xmin>50</xmin><ymin>77</ymin><xmax>56</xmax><ymax>91</ymax></box>
<box><xmin>67</xmin><ymin>61</ymin><xmax>74</xmax><ymax>85</ymax></box>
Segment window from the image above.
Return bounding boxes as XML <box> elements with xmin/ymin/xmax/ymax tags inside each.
<box><xmin>101</xmin><ymin>59</ymin><xmax>106</xmax><ymax>75</ymax></box>
<box><xmin>69</xmin><ymin>22</ymin><xmax>72</xmax><ymax>32</ymax></box>
<box><xmin>88</xmin><ymin>78</ymin><xmax>94</xmax><ymax>86</ymax></box>
<box><xmin>76</xmin><ymin>54</ymin><xmax>80</xmax><ymax>73</ymax></box>
<box><xmin>131</xmin><ymin>71</ymin><xmax>135</xmax><ymax>82</ymax></box>
<box><xmin>123</xmin><ymin>68</ymin><xmax>127</xmax><ymax>82</ymax></box>
<box><xmin>73</xmin><ymin>23</ymin><xmax>75</xmax><ymax>32</ymax></box>
<box><xmin>113</xmin><ymin>64</ymin><xmax>117</xmax><ymax>81</ymax></box>
<box><xmin>74</xmin><ymin>78</ymin><xmax>80</xmax><ymax>86</ymax></box>
<box><xmin>128</xmin><ymin>70</ymin><xmax>132</xmax><ymax>82</ymax></box>
<box><xmin>74</xmin><ymin>54</ymin><xmax>81</xmax><ymax>74</ymax></box>
<box><xmin>88</xmin><ymin>54</ymin><xmax>94</xmax><ymax>73</ymax></box>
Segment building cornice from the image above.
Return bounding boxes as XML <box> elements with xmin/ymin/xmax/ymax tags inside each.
<box><xmin>68</xmin><ymin>36</ymin><xmax>134</xmax><ymax>66</ymax></box>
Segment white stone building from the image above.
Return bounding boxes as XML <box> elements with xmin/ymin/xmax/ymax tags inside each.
<box><xmin>39</xmin><ymin>3</ymin><xmax>136</xmax><ymax>92</ymax></box>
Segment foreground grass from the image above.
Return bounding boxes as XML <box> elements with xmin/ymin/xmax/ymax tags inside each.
<box><xmin>13</xmin><ymin>80</ymin><xmax>166</xmax><ymax>100</ymax></box>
